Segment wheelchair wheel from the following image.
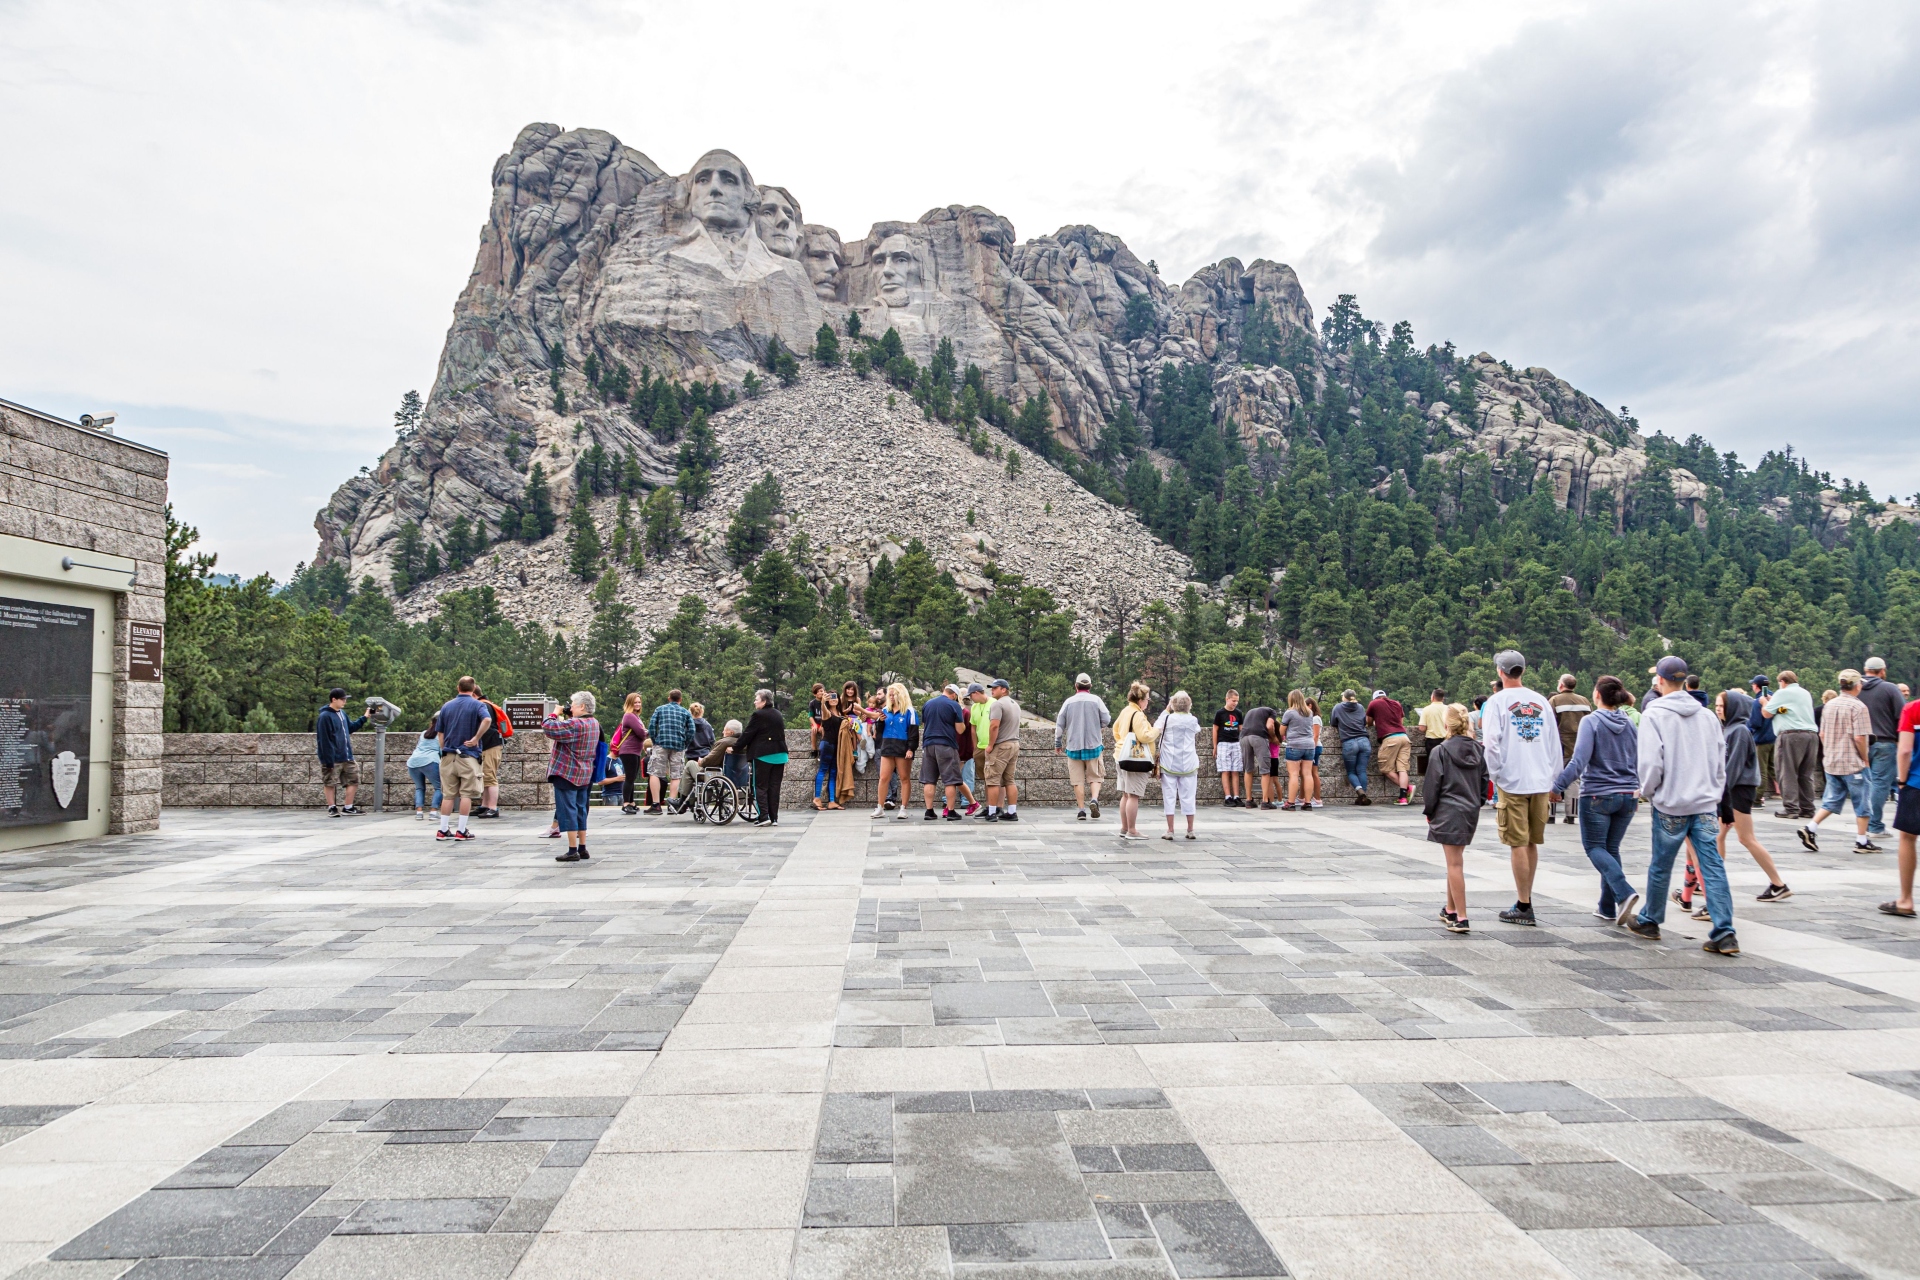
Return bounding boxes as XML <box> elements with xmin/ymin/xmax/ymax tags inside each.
<box><xmin>702</xmin><ymin>776</ymin><xmax>739</xmax><ymax>826</ymax></box>
<box><xmin>739</xmin><ymin>779</ymin><xmax>761</xmax><ymax>824</ymax></box>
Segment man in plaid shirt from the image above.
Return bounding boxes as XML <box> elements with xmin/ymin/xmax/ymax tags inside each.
<box><xmin>645</xmin><ymin>689</ymin><xmax>695</xmax><ymax>814</ymax></box>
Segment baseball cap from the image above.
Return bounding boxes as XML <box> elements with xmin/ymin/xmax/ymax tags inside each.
<box><xmin>1494</xmin><ymin>649</ymin><xmax>1526</xmax><ymax>676</ymax></box>
<box><xmin>966</xmin><ymin>682</ymin><xmax>985</xmax><ymax>695</ymax></box>
<box><xmin>1656</xmin><ymin>655</ymin><xmax>1689</xmax><ymax>682</ymax></box>
<box><xmin>1751</xmin><ymin>674</ymin><xmax>1770</xmax><ymax>687</ymax></box>
<box><xmin>989</xmin><ymin>678</ymin><xmax>1010</xmax><ymax>691</ymax></box>
<box><xmin>944</xmin><ymin>684</ymin><xmax>961</xmax><ymax>697</ymax></box>
<box><xmin>1075</xmin><ymin>672</ymin><xmax>1092</xmax><ymax>688</ymax></box>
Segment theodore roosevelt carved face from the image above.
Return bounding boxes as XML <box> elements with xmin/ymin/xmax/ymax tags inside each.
<box><xmin>802</xmin><ymin>225</ymin><xmax>844</xmax><ymax>300</ymax></box>
<box><xmin>874</xmin><ymin>234</ymin><xmax>923</xmax><ymax>307</ymax></box>
<box><xmin>754</xmin><ymin>186</ymin><xmax>803</xmax><ymax>259</ymax></box>
<box><xmin>687</xmin><ymin>150</ymin><xmax>755</xmax><ymax>237</ymax></box>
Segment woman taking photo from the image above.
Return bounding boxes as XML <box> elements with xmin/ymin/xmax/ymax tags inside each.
<box><xmin>544</xmin><ymin>691</ymin><xmax>603</xmax><ymax>864</ymax></box>
<box><xmin>1550</xmin><ymin>675</ymin><xmax>1643</xmax><ymax>924</ymax></box>
<box><xmin>1279</xmin><ymin>690</ymin><xmax>1316</xmax><ymax>811</ymax></box>
<box><xmin>813</xmin><ymin>693</ymin><xmax>844</xmax><ymax>811</ymax></box>
<box><xmin>735</xmin><ymin>689</ymin><xmax>789</xmax><ymax>827</ymax></box>
<box><xmin>609</xmin><ymin>692</ymin><xmax>648</xmax><ymax>815</ymax></box>
<box><xmin>1113</xmin><ymin>681</ymin><xmax>1157</xmax><ymax>841</ymax></box>
<box><xmin>1155</xmin><ymin>691</ymin><xmax>1202</xmax><ymax>841</ymax></box>
<box><xmin>872</xmin><ymin>683</ymin><xmax>918</xmax><ymax>822</ymax></box>
<box><xmin>1424</xmin><ymin>703</ymin><xmax>1488</xmax><ymax>933</ymax></box>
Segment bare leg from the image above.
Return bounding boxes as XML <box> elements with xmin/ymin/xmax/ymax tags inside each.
<box><xmin>324</xmin><ymin>785</ymin><xmax>337</xmax><ymax>808</ymax></box>
<box><xmin>1726</xmin><ymin>813</ymin><xmax>1784</xmax><ymax>885</ymax></box>
<box><xmin>342</xmin><ymin>785</ymin><xmax>356</xmax><ymax>809</ymax></box>
<box><xmin>1511</xmin><ymin>844</ymin><xmax>1538</xmax><ymax>902</ymax></box>
<box><xmin>1444</xmin><ymin>845</ymin><xmax>1468</xmax><ymax>918</ymax></box>
<box><xmin>1898</xmin><ymin>833</ymin><xmax>1916</xmax><ymax>911</ymax></box>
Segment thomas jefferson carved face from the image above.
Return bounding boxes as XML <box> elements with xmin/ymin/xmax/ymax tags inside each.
<box><xmin>754</xmin><ymin>187</ymin><xmax>802</xmax><ymax>259</ymax></box>
<box><xmin>875</xmin><ymin>234</ymin><xmax>922</xmax><ymax>307</ymax></box>
<box><xmin>687</xmin><ymin>150</ymin><xmax>755</xmax><ymax>235</ymax></box>
<box><xmin>802</xmin><ymin>225</ymin><xmax>844</xmax><ymax>300</ymax></box>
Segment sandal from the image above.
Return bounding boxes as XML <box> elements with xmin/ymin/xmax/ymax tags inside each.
<box><xmin>826</xmin><ymin>803</ymin><xmax>843</xmax><ymax>810</ymax></box>
<box><xmin>1880</xmin><ymin>901</ymin><xmax>1917</xmax><ymax>918</ymax></box>
<box><xmin>812</xmin><ymin>800</ymin><xmax>824</xmax><ymax>811</ymax></box>
<box><xmin>1185</xmin><ymin>833</ymin><xmax>1196</xmax><ymax>840</ymax></box>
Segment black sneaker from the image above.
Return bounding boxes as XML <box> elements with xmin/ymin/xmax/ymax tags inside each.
<box><xmin>1756</xmin><ymin>882</ymin><xmax>1792</xmax><ymax>901</ymax></box>
<box><xmin>340</xmin><ymin>805</ymin><xmax>364</xmax><ymax>815</ymax></box>
<box><xmin>1798</xmin><ymin>825</ymin><xmax>1818</xmax><ymax>851</ymax></box>
<box><xmin>1260</xmin><ymin>802</ymin><xmax>1277</xmax><ymax>811</ymax></box>
<box><xmin>1856</xmin><ymin>840</ymin><xmax>1882</xmax><ymax>854</ymax></box>
<box><xmin>327</xmin><ymin>805</ymin><xmax>340</xmax><ymax>817</ymax></box>
<box><xmin>1625</xmin><ymin>918</ymin><xmax>1661</xmax><ymax>940</ymax></box>
<box><xmin>1001</xmin><ymin>811</ymin><xmax>1020</xmax><ymax>822</ymax></box>
<box><xmin>450</xmin><ymin>830</ymin><xmax>475</xmax><ymax>841</ymax></box>
<box><xmin>924</xmin><ymin>808</ymin><xmax>938</xmax><ymax>821</ymax></box>
<box><xmin>473</xmin><ymin>808</ymin><xmax>499</xmax><ymax>819</ymax></box>
<box><xmin>944</xmin><ymin>810</ymin><xmax>962</xmax><ymax>821</ymax></box>
<box><xmin>1445</xmin><ymin>916</ymin><xmax>1471</xmax><ymax>934</ymax></box>
<box><xmin>1703</xmin><ymin>934</ymin><xmax>1741</xmax><ymax>956</ymax></box>
<box><xmin>1088</xmin><ymin>800</ymin><xmax>1100</xmax><ymax>820</ymax></box>
<box><xmin>577</xmin><ymin>847</ymin><xmax>590</xmax><ymax>859</ymax></box>
<box><xmin>1498</xmin><ymin>904</ymin><xmax>1537</xmax><ymax>926</ymax></box>
<box><xmin>1076</xmin><ymin>810</ymin><xmax>1088</xmax><ymax>821</ymax></box>
<box><xmin>644</xmin><ymin>806</ymin><xmax>663</xmax><ymax>816</ymax></box>
<box><xmin>434</xmin><ymin>828</ymin><xmax>452</xmax><ymax>841</ymax></box>
<box><xmin>555</xmin><ymin>849</ymin><xmax>583</xmax><ymax>862</ymax></box>
<box><xmin>1356</xmin><ymin>793</ymin><xmax>1372</xmax><ymax>806</ymax></box>
<box><xmin>984</xmin><ymin>812</ymin><xmax>1000</xmax><ymax>823</ymax></box>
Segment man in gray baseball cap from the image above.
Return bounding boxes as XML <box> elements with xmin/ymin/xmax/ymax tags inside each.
<box><xmin>1481</xmin><ymin>650</ymin><xmax>1564</xmax><ymax>927</ymax></box>
<box><xmin>983</xmin><ymin>678</ymin><xmax>1022</xmax><ymax>821</ymax></box>
<box><xmin>1055</xmin><ymin>671</ymin><xmax>1112</xmax><ymax>821</ymax></box>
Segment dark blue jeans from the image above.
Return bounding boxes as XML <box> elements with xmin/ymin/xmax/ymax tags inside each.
<box><xmin>1578</xmin><ymin>793</ymin><xmax>1639</xmax><ymax>915</ymax></box>
<box><xmin>1341</xmin><ymin>738</ymin><xmax>1370</xmax><ymax>792</ymax></box>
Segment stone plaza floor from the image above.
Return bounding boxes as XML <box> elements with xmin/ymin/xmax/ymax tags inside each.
<box><xmin>1</xmin><ymin>800</ymin><xmax>1918</xmax><ymax>1279</ymax></box>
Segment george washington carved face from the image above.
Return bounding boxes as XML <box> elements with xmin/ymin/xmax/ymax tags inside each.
<box><xmin>874</xmin><ymin>234</ymin><xmax>923</xmax><ymax>307</ymax></box>
<box><xmin>687</xmin><ymin>150</ymin><xmax>756</xmax><ymax>236</ymax></box>
<box><xmin>754</xmin><ymin>186</ymin><xmax>803</xmax><ymax>259</ymax></box>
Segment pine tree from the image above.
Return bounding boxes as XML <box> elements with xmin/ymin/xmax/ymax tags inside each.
<box><xmin>814</xmin><ymin>323</ymin><xmax>841</xmax><ymax>367</ymax></box>
<box><xmin>566</xmin><ymin>496</ymin><xmax>602</xmax><ymax>580</ymax></box>
<box><xmin>649</xmin><ymin>385</ymin><xmax>683</xmax><ymax>441</ymax></box>
<box><xmin>846</xmin><ymin>311</ymin><xmax>862</xmax><ymax>339</ymax></box>
<box><xmin>585</xmin><ymin>574</ymin><xmax>637</xmax><ymax>681</ymax></box>
<box><xmin>743</xmin><ymin>370</ymin><xmax>763</xmax><ymax>399</ymax></box>
<box><xmin>393</xmin><ymin>389</ymin><xmax>423</xmax><ymax>438</ymax></box>
<box><xmin>643</xmin><ymin>487</ymin><xmax>680</xmax><ymax>557</ymax></box>
<box><xmin>521</xmin><ymin>464</ymin><xmax>557</xmax><ymax>540</ymax></box>
<box><xmin>725</xmin><ymin>472</ymin><xmax>782</xmax><ymax>564</ymax></box>
<box><xmin>390</xmin><ymin>521</ymin><xmax>425</xmax><ymax>593</ymax></box>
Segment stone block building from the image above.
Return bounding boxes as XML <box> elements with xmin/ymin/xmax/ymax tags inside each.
<box><xmin>0</xmin><ymin>397</ymin><xmax>168</xmax><ymax>849</ymax></box>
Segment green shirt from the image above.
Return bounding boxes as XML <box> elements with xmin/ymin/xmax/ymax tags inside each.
<box><xmin>1765</xmin><ymin>682</ymin><xmax>1816</xmax><ymax>733</ymax></box>
<box><xmin>969</xmin><ymin>700</ymin><xmax>992</xmax><ymax>746</ymax></box>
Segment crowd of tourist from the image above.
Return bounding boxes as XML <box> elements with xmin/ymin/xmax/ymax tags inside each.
<box><xmin>321</xmin><ymin>650</ymin><xmax>1920</xmax><ymax>924</ymax></box>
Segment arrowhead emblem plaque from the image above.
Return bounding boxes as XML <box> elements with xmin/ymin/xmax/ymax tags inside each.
<box><xmin>51</xmin><ymin>751</ymin><xmax>81</xmax><ymax>809</ymax></box>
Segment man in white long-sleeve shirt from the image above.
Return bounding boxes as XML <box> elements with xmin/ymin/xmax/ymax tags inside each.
<box><xmin>1480</xmin><ymin>650</ymin><xmax>1565</xmax><ymax>926</ymax></box>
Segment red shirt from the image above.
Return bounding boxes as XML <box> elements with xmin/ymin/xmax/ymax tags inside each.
<box><xmin>1367</xmin><ymin>697</ymin><xmax>1407</xmax><ymax>737</ymax></box>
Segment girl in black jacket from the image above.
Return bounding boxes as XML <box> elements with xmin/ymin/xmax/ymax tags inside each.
<box><xmin>735</xmin><ymin>690</ymin><xmax>789</xmax><ymax>826</ymax></box>
<box><xmin>1423</xmin><ymin>703</ymin><xmax>1489</xmax><ymax>934</ymax></box>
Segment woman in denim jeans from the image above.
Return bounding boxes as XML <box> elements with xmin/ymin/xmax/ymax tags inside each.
<box><xmin>406</xmin><ymin>717</ymin><xmax>442</xmax><ymax>818</ymax></box>
<box><xmin>544</xmin><ymin>691</ymin><xmax>602</xmax><ymax>864</ymax></box>
<box><xmin>1551</xmin><ymin>676</ymin><xmax>1644</xmax><ymax>926</ymax></box>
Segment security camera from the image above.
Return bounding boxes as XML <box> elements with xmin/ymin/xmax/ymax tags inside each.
<box><xmin>78</xmin><ymin>414</ymin><xmax>116</xmax><ymax>433</ymax></box>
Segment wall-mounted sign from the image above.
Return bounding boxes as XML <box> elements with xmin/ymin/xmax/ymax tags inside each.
<box><xmin>129</xmin><ymin>621</ymin><xmax>163</xmax><ymax>682</ymax></box>
<box><xmin>0</xmin><ymin>596</ymin><xmax>94</xmax><ymax>827</ymax></box>
<box><xmin>502</xmin><ymin>697</ymin><xmax>553</xmax><ymax>731</ymax></box>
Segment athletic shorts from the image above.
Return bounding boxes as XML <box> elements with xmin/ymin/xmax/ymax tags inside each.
<box><xmin>1717</xmin><ymin>784</ymin><xmax>1756</xmax><ymax>825</ymax></box>
<box><xmin>1895</xmin><ymin>785</ymin><xmax>1920</xmax><ymax>836</ymax></box>
<box><xmin>1240</xmin><ymin>735</ymin><xmax>1269</xmax><ymax>775</ymax></box>
<box><xmin>321</xmin><ymin>760</ymin><xmax>358</xmax><ymax>788</ymax></box>
<box><xmin>1214</xmin><ymin>742</ymin><xmax>1243</xmax><ymax>774</ymax></box>
<box><xmin>879</xmin><ymin>738</ymin><xmax>909</xmax><ymax>759</ymax></box>
<box><xmin>920</xmin><ymin>742</ymin><xmax>962</xmax><ymax>787</ymax></box>
<box><xmin>481</xmin><ymin>744</ymin><xmax>502</xmax><ymax>787</ymax></box>
<box><xmin>1377</xmin><ymin>735</ymin><xmax>1411</xmax><ymax>774</ymax></box>
<box><xmin>440</xmin><ymin>754</ymin><xmax>484</xmax><ymax>800</ymax></box>
<box><xmin>1495</xmin><ymin>790</ymin><xmax>1548</xmax><ymax>847</ymax></box>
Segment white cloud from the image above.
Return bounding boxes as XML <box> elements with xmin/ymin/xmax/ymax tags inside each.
<box><xmin>4</xmin><ymin>0</ymin><xmax>1915</xmax><ymax>579</ymax></box>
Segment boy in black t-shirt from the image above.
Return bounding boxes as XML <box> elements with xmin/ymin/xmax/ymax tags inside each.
<box><xmin>1212</xmin><ymin>690</ymin><xmax>1244</xmax><ymax>807</ymax></box>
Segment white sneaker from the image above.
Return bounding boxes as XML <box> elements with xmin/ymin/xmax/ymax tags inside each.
<box><xmin>1615</xmin><ymin>891</ymin><xmax>1642</xmax><ymax>927</ymax></box>
<box><xmin>894</xmin><ymin>810</ymin><xmax>910</xmax><ymax>821</ymax></box>
<box><xmin>871</xmin><ymin>807</ymin><xmax>884</xmax><ymax>819</ymax></box>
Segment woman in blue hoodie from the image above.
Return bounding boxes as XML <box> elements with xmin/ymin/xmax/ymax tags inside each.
<box><xmin>1716</xmin><ymin>688</ymin><xmax>1791</xmax><ymax>903</ymax></box>
<box><xmin>1551</xmin><ymin>675</ymin><xmax>1643</xmax><ymax>926</ymax></box>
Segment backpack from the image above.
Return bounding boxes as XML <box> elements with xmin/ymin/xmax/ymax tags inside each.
<box><xmin>489</xmin><ymin>702</ymin><xmax>514</xmax><ymax>740</ymax></box>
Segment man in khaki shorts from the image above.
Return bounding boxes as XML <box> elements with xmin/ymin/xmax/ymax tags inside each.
<box><xmin>983</xmin><ymin>677</ymin><xmax>1022</xmax><ymax>822</ymax></box>
<box><xmin>1479</xmin><ymin>650</ymin><xmax>1565</xmax><ymax>926</ymax></box>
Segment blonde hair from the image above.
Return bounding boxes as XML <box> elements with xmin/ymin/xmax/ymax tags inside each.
<box><xmin>623</xmin><ymin>692</ymin><xmax>642</xmax><ymax>714</ymax></box>
<box><xmin>886</xmin><ymin>682</ymin><xmax>912</xmax><ymax>713</ymax></box>
<box><xmin>1444</xmin><ymin>702</ymin><xmax>1471</xmax><ymax>737</ymax></box>
<box><xmin>1287</xmin><ymin>688</ymin><xmax>1306</xmax><ymax>712</ymax></box>
<box><xmin>1169</xmin><ymin>690</ymin><xmax>1192</xmax><ymax>714</ymax></box>
<box><xmin>690</xmin><ymin>702</ymin><xmax>705</xmax><ymax>718</ymax></box>
<box><xmin>1128</xmin><ymin>681</ymin><xmax>1150</xmax><ymax>705</ymax></box>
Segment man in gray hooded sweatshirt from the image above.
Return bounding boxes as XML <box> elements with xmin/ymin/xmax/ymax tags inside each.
<box><xmin>1631</xmin><ymin>656</ymin><xmax>1738</xmax><ymax>954</ymax></box>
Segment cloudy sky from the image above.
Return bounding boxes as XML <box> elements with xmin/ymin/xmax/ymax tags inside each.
<box><xmin>5</xmin><ymin>0</ymin><xmax>1916</xmax><ymax>578</ymax></box>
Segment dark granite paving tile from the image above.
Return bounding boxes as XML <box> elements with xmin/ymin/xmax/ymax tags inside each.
<box><xmin>1118</xmin><ymin>1145</ymin><xmax>1213</xmax><ymax>1173</ymax></box>
<box><xmin>119</xmin><ymin>1256</ymin><xmax>302</xmax><ymax>1279</ymax></box>
<box><xmin>361</xmin><ymin>1098</ymin><xmax>508</xmax><ymax>1133</ymax></box>
<box><xmin>1607</xmin><ymin>1095</ymin><xmax>1745</xmax><ymax>1121</ymax></box>
<box><xmin>1401</xmin><ymin>1124</ymin><xmax>1529</xmax><ymax>1166</ymax></box>
<box><xmin>818</xmin><ymin>1093</ymin><xmax>894</xmax><ymax>1163</ymax></box>
<box><xmin>1462</xmin><ymin>1081</ymin><xmax>1623</xmax><ymax>1118</ymax></box>
<box><xmin>1653</xmin><ymin>1175</ymin><xmax>1772</xmax><ymax>1225</ymax></box>
<box><xmin>1635</xmin><ymin>1223</ymin><xmax>1836</xmax><ymax>1265</ymax></box>
<box><xmin>895</xmin><ymin>1111</ymin><xmax>1092</xmax><ymax>1226</ymax></box>
<box><xmin>1145</xmin><ymin>1201</ymin><xmax>1286</xmax><ymax>1279</ymax></box>
<box><xmin>1090</xmin><ymin>1089</ymin><xmax>1171</xmax><ymax>1110</ymax></box>
<box><xmin>803</xmin><ymin>1176</ymin><xmax>895</xmax><ymax>1228</ymax></box>
<box><xmin>1455</xmin><ymin>1162</ymin><xmax>1717</xmax><ymax>1230</ymax></box>
<box><xmin>895</xmin><ymin>1091</ymin><xmax>975</xmax><ymax>1113</ymax></box>
<box><xmin>1075</xmin><ymin>1146</ymin><xmax>1124</xmax><ymax>1174</ymax></box>
<box><xmin>1852</xmin><ymin>1069</ymin><xmax>1920</xmax><ymax>1103</ymax></box>
<box><xmin>157</xmin><ymin>1146</ymin><xmax>287</xmax><ymax>1189</ymax></box>
<box><xmin>1097</xmin><ymin>1202</ymin><xmax>1156</xmax><ymax>1239</ymax></box>
<box><xmin>53</xmin><ymin>1186</ymin><xmax>328</xmax><ymax>1260</ymax></box>
<box><xmin>973</xmin><ymin>1090</ymin><xmax>1090</xmax><ymax>1113</ymax></box>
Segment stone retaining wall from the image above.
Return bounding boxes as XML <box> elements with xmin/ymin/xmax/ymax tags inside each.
<box><xmin>163</xmin><ymin>725</ymin><xmax>1434</xmax><ymax>813</ymax></box>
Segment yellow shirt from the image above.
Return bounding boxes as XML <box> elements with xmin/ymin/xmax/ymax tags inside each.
<box><xmin>1417</xmin><ymin>702</ymin><xmax>1449</xmax><ymax>738</ymax></box>
<box><xmin>969</xmin><ymin>700</ymin><xmax>992</xmax><ymax>748</ymax></box>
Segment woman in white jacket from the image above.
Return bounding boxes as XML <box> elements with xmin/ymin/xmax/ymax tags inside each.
<box><xmin>1156</xmin><ymin>691</ymin><xmax>1203</xmax><ymax>841</ymax></box>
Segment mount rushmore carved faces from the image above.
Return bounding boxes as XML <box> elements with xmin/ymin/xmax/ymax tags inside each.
<box><xmin>875</xmin><ymin>233</ymin><xmax>925</xmax><ymax>307</ymax></box>
<box><xmin>687</xmin><ymin>150</ymin><xmax>756</xmax><ymax>242</ymax></box>
<box><xmin>754</xmin><ymin>186</ymin><xmax>803</xmax><ymax>260</ymax></box>
<box><xmin>802</xmin><ymin>225</ymin><xmax>844</xmax><ymax>301</ymax></box>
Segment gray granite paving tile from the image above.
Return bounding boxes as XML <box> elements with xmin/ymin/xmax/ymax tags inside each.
<box><xmin>1462</xmin><ymin>1081</ymin><xmax>1623</xmax><ymax>1118</ymax></box>
<box><xmin>470</xmin><ymin>1115</ymin><xmax>608</xmax><ymax>1142</ymax></box>
<box><xmin>1096</xmin><ymin>1202</ymin><xmax>1155</xmax><ymax>1239</ymax></box>
<box><xmin>934</xmin><ymin>982</ymin><xmax>1057</xmax><ymax>1022</ymax></box>
<box><xmin>1635</xmin><ymin>1223</ymin><xmax>1835</xmax><ymax>1264</ymax></box>
<box><xmin>1117</xmin><ymin>1145</ymin><xmax>1212</xmax><ymax>1173</ymax></box>
<box><xmin>804</xmin><ymin>1175</ymin><xmax>896</xmax><ymax>1228</ymax></box>
<box><xmin>818</xmin><ymin>1093</ymin><xmax>895</xmax><ymax>1163</ymax></box>
<box><xmin>361</xmin><ymin>1099</ymin><xmax>507</xmax><ymax>1133</ymax></box>
<box><xmin>1080</xmin><ymin>1173</ymin><xmax>1234</xmax><ymax>1203</ymax></box>
<box><xmin>1089</xmin><ymin>1090</ymin><xmax>1170</xmax><ymax>1110</ymax></box>
<box><xmin>53</xmin><ymin>1186</ymin><xmax>327</xmax><ymax>1260</ymax></box>
<box><xmin>895</xmin><ymin>1091</ymin><xmax>976</xmax><ymax>1113</ymax></box>
<box><xmin>1456</xmin><ymin>1161</ymin><xmax>1721</xmax><ymax>1230</ymax></box>
<box><xmin>1075</xmin><ymin>1145</ymin><xmax>1124</xmax><ymax>1173</ymax></box>
<box><xmin>1652</xmin><ymin>1175</ymin><xmax>1772</xmax><ymax>1225</ymax></box>
<box><xmin>118</xmin><ymin>1259</ymin><xmax>301</xmax><ymax>1279</ymax></box>
<box><xmin>335</xmin><ymin>1197</ymin><xmax>508</xmax><ymax>1234</ymax></box>
<box><xmin>157</xmin><ymin>1146</ymin><xmax>288</xmax><ymax>1190</ymax></box>
<box><xmin>896</xmin><ymin>1112</ymin><xmax>1092</xmax><ymax>1226</ymax></box>
<box><xmin>948</xmin><ymin>1220</ymin><xmax>1113</xmax><ymax>1263</ymax></box>
<box><xmin>1699</xmin><ymin>1172</ymin><xmax>1883</xmax><ymax>1206</ymax></box>
<box><xmin>1400</xmin><ymin>1124</ymin><xmax>1529</xmax><ymax>1166</ymax></box>
<box><xmin>974</xmin><ymin>1090</ymin><xmax>1090</xmax><ymax>1112</ymax></box>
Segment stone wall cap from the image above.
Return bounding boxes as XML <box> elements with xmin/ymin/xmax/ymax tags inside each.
<box><xmin>1</xmin><ymin>395</ymin><xmax>169</xmax><ymax>459</ymax></box>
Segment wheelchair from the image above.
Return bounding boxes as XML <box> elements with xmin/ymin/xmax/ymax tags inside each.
<box><xmin>688</xmin><ymin>764</ymin><xmax>757</xmax><ymax>825</ymax></box>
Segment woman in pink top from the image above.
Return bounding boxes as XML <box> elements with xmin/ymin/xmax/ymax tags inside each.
<box><xmin>608</xmin><ymin>693</ymin><xmax>651</xmax><ymax>814</ymax></box>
